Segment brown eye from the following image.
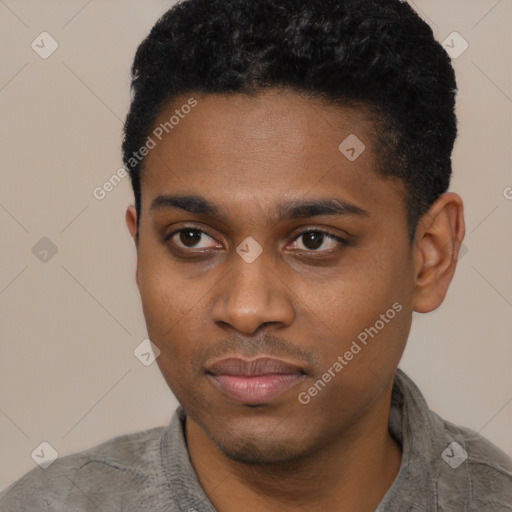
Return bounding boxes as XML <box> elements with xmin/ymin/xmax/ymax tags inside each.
<box><xmin>289</xmin><ymin>230</ymin><xmax>346</xmax><ymax>252</ymax></box>
<box><xmin>301</xmin><ymin>231</ymin><xmax>324</xmax><ymax>250</ymax></box>
<box><xmin>179</xmin><ymin>229</ymin><xmax>203</xmax><ymax>247</ymax></box>
<box><xmin>166</xmin><ymin>227</ymin><xmax>220</xmax><ymax>250</ymax></box>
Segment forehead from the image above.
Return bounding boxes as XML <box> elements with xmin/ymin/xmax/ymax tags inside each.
<box><xmin>146</xmin><ymin>89</ymin><xmax>376</xmax><ymax>166</ymax></box>
<box><xmin>138</xmin><ymin>89</ymin><xmax>405</xmax><ymax>222</ymax></box>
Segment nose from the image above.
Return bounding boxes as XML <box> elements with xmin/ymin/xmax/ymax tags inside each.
<box><xmin>211</xmin><ymin>249</ymin><xmax>295</xmax><ymax>334</ymax></box>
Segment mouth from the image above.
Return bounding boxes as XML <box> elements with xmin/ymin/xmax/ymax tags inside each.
<box><xmin>205</xmin><ymin>356</ymin><xmax>307</xmax><ymax>405</ymax></box>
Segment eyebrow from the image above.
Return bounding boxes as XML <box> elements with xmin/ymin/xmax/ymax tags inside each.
<box><xmin>149</xmin><ymin>194</ymin><xmax>369</xmax><ymax>223</ymax></box>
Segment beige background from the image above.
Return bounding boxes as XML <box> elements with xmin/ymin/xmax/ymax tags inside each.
<box><xmin>1</xmin><ymin>0</ymin><xmax>511</xmax><ymax>490</ymax></box>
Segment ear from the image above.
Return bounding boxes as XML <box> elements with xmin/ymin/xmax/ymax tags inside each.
<box><xmin>412</xmin><ymin>192</ymin><xmax>465</xmax><ymax>313</ymax></box>
<box><xmin>125</xmin><ymin>205</ymin><xmax>140</xmax><ymax>289</ymax></box>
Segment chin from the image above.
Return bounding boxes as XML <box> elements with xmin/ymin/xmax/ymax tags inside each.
<box><xmin>215</xmin><ymin>437</ymin><xmax>306</xmax><ymax>465</ymax></box>
<box><xmin>205</xmin><ymin>421</ymin><xmax>315</xmax><ymax>466</ymax></box>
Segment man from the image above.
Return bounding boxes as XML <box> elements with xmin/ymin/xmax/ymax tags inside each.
<box><xmin>1</xmin><ymin>0</ymin><xmax>511</xmax><ymax>510</ymax></box>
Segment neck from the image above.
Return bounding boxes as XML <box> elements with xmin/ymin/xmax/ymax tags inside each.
<box><xmin>185</xmin><ymin>386</ymin><xmax>402</xmax><ymax>512</ymax></box>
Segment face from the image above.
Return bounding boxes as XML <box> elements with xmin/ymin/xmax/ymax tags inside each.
<box><xmin>127</xmin><ymin>89</ymin><xmax>417</xmax><ymax>464</ymax></box>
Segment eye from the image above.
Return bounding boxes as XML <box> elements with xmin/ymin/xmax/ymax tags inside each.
<box><xmin>165</xmin><ymin>226</ymin><xmax>347</xmax><ymax>254</ymax></box>
<box><xmin>166</xmin><ymin>226</ymin><xmax>220</xmax><ymax>250</ymax></box>
<box><xmin>288</xmin><ymin>229</ymin><xmax>347</xmax><ymax>252</ymax></box>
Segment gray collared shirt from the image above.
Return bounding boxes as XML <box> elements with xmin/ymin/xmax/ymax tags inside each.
<box><xmin>1</xmin><ymin>369</ymin><xmax>511</xmax><ymax>511</ymax></box>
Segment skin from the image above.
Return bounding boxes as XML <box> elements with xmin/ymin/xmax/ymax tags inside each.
<box><xmin>125</xmin><ymin>89</ymin><xmax>465</xmax><ymax>511</ymax></box>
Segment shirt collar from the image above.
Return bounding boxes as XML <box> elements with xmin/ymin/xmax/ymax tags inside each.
<box><xmin>377</xmin><ymin>368</ymin><xmax>474</xmax><ymax>510</ymax></box>
<box><xmin>376</xmin><ymin>368</ymin><xmax>440</xmax><ymax>509</ymax></box>
<box><xmin>161</xmin><ymin>405</ymin><xmax>216</xmax><ymax>511</ymax></box>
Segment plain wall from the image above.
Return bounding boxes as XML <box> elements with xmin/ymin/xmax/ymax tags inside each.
<box><xmin>1</xmin><ymin>0</ymin><xmax>511</xmax><ymax>489</ymax></box>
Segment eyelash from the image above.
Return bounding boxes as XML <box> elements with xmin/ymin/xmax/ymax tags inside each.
<box><xmin>164</xmin><ymin>225</ymin><xmax>348</xmax><ymax>256</ymax></box>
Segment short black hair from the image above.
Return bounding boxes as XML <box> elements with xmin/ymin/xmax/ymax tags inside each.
<box><xmin>122</xmin><ymin>0</ymin><xmax>458</xmax><ymax>238</ymax></box>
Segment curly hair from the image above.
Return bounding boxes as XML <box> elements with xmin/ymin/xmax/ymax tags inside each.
<box><xmin>122</xmin><ymin>0</ymin><xmax>458</xmax><ymax>238</ymax></box>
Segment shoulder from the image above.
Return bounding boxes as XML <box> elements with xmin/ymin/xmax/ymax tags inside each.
<box><xmin>0</xmin><ymin>426</ymin><xmax>166</xmax><ymax>511</ymax></box>
<box><xmin>431</xmin><ymin>411</ymin><xmax>512</xmax><ymax>509</ymax></box>
<box><xmin>437</xmin><ymin>412</ymin><xmax>512</xmax><ymax>473</ymax></box>
<box><xmin>393</xmin><ymin>369</ymin><xmax>512</xmax><ymax>509</ymax></box>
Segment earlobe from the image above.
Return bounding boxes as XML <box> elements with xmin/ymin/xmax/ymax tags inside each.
<box><xmin>126</xmin><ymin>205</ymin><xmax>138</xmax><ymax>243</ymax></box>
<box><xmin>412</xmin><ymin>193</ymin><xmax>465</xmax><ymax>313</ymax></box>
<box><xmin>125</xmin><ymin>205</ymin><xmax>140</xmax><ymax>289</ymax></box>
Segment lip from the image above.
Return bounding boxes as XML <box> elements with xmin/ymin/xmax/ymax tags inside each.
<box><xmin>206</xmin><ymin>356</ymin><xmax>306</xmax><ymax>405</ymax></box>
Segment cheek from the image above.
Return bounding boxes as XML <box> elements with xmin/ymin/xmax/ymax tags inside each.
<box><xmin>298</xmin><ymin>245</ymin><xmax>411</xmax><ymax>371</ymax></box>
<box><xmin>136</xmin><ymin>254</ymin><xmax>225</xmax><ymax>377</ymax></box>
<box><xmin>296</xmin><ymin>299</ymin><xmax>409</xmax><ymax>422</ymax></box>
<box><xmin>137</xmin><ymin>246</ymin><xmax>190</xmax><ymax>323</ymax></box>
<box><xmin>301</xmin><ymin>258</ymin><xmax>403</xmax><ymax>334</ymax></box>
